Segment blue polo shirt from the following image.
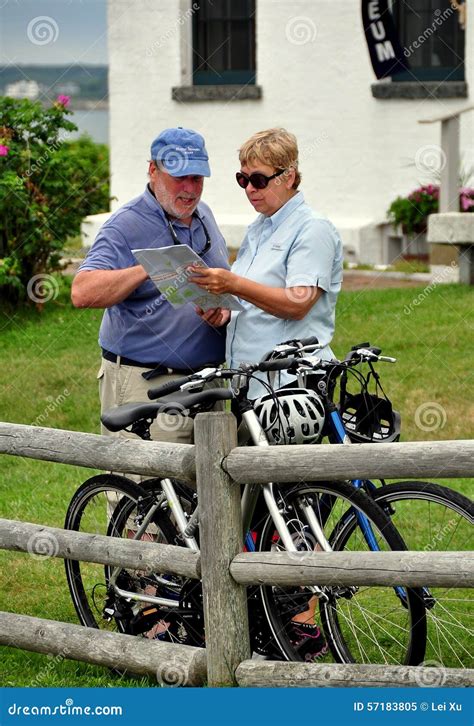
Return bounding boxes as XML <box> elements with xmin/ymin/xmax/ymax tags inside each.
<box><xmin>226</xmin><ymin>192</ymin><xmax>343</xmax><ymax>397</ymax></box>
<box><xmin>79</xmin><ymin>187</ymin><xmax>229</xmax><ymax>368</ymax></box>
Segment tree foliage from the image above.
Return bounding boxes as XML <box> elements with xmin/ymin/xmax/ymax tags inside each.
<box><xmin>0</xmin><ymin>96</ymin><xmax>109</xmax><ymax>303</ymax></box>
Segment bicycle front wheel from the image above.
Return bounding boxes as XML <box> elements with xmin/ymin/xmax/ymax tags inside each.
<box><xmin>64</xmin><ymin>474</ymin><xmax>203</xmax><ymax>646</ymax></box>
<box><xmin>257</xmin><ymin>480</ymin><xmax>426</xmax><ymax>665</ymax></box>
<box><xmin>370</xmin><ymin>480</ymin><xmax>473</xmax><ymax>669</ymax></box>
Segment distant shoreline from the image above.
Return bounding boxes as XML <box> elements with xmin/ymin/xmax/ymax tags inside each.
<box><xmin>69</xmin><ymin>99</ymin><xmax>109</xmax><ymax>111</ymax></box>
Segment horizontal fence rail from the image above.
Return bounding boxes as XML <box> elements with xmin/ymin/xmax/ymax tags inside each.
<box><xmin>0</xmin><ymin>519</ymin><xmax>201</xmax><ymax>579</ymax></box>
<box><xmin>2</xmin><ymin>423</ymin><xmax>472</xmax><ymax>486</ymax></box>
<box><xmin>0</xmin><ymin>612</ymin><xmax>207</xmax><ymax>686</ymax></box>
<box><xmin>0</xmin><ymin>422</ymin><xmax>196</xmax><ymax>483</ymax></box>
<box><xmin>224</xmin><ymin>439</ymin><xmax>474</xmax><ymax>483</ymax></box>
<box><xmin>236</xmin><ymin>661</ymin><xmax>474</xmax><ymax>688</ymax></box>
<box><xmin>231</xmin><ymin>551</ymin><xmax>474</xmax><ymax>588</ymax></box>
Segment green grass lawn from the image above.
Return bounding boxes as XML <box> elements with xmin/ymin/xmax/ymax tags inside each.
<box><xmin>0</xmin><ymin>277</ymin><xmax>472</xmax><ymax>684</ymax></box>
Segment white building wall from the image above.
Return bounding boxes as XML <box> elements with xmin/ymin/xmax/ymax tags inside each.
<box><xmin>107</xmin><ymin>0</ymin><xmax>473</xmax><ymax>261</ymax></box>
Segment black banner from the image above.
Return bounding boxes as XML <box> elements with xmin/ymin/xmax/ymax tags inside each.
<box><xmin>361</xmin><ymin>0</ymin><xmax>410</xmax><ymax>79</ymax></box>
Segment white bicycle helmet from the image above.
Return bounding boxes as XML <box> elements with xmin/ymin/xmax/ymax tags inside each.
<box><xmin>253</xmin><ymin>388</ymin><xmax>325</xmax><ymax>445</ymax></box>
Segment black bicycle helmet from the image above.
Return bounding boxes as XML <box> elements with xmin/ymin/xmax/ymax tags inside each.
<box><xmin>339</xmin><ymin>392</ymin><xmax>401</xmax><ymax>443</ymax></box>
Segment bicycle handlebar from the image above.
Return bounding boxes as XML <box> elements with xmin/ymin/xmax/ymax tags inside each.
<box><xmin>148</xmin><ymin>375</ymin><xmax>196</xmax><ymax>399</ymax></box>
<box><xmin>147</xmin><ymin>340</ymin><xmax>396</xmax><ymax>401</ymax></box>
<box><xmin>257</xmin><ymin>357</ymin><xmax>297</xmax><ymax>372</ymax></box>
<box><xmin>294</xmin><ymin>336</ymin><xmax>320</xmax><ymax>347</ymax></box>
<box><xmin>148</xmin><ymin>357</ymin><xmax>299</xmax><ymax>399</ymax></box>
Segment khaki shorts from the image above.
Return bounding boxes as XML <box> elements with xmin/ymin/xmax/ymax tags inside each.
<box><xmin>98</xmin><ymin>357</ymin><xmax>195</xmax><ymax>446</ymax></box>
<box><xmin>98</xmin><ymin>356</ymin><xmax>225</xmax><ymax>485</ymax></box>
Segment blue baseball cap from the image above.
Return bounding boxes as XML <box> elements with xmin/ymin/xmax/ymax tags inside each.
<box><xmin>150</xmin><ymin>127</ymin><xmax>211</xmax><ymax>177</ymax></box>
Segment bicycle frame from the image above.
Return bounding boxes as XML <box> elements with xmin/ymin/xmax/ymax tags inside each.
<box><xmin>110</xmin><ymin>390</ymin><xmax>330</xmax><ymax>606</ymax></box>
<box><xmin>106</xmin><ymin>345</ymin><xmax>398</xmax><ymax>608</ymax></box>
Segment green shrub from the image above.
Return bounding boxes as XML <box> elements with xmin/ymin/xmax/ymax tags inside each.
<box><xmin>387</xmin><ymin>185</ymin><xmax>439</xmax><ymax>235</ymax></box>
<box><xmin>387</xmin><ymin>184</ymin><xmax>474</xmax><ymax>236</ymax></box>
<box><xmin>0</xmin><ymin>96</ymin><xmax>109</xmax><ymax>303</ymax></box>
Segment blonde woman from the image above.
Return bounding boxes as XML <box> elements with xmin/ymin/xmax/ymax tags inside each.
<box><xmin>191</xmin><ymin>128</ymin><xmax>343</xmax><ymax>660</ymax></box>
<box><xmin>191</xmin><ymin>127</ymin><xmax>343</xmax><ymax>397</ymax></box>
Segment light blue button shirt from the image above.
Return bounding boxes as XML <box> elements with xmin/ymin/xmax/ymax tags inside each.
<box><xmin>226</xmin><ymin>192</ymin><xmax>343</xmax><ymax>398</ymax></box>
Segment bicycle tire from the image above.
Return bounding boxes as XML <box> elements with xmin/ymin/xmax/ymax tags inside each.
<box><xmin>256</xmin><ymin>479</ymin><xmax>427</xmax><ymax>665</ymax></box>
<box><xmin>368</xmin><ymin>480</ymin><xmax>473</xmax><ymax>669</ymax></box>
<box><xmin>64</xmin><ymin>474</ymin><xmax>203</xmax><ymax>645</ymax></box>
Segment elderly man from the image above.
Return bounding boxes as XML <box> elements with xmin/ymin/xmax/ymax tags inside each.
<box><xmin>72</xmin><ymin>127</ymin><xmax>229</xmax><ymax>445</ymax></box>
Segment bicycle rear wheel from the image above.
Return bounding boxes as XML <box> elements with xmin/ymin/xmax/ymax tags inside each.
<box><xmin>257</xmin><ymin>480</ymin><xmax>426</xmax><ymax>665</ymax></box>
<box><xmin>64</xmin><ymin>474</ymin><xmax>203</xmax><ymax>646</ymax></box>
<box><xmin>369</xmin><ymin>480</ymin><xmax>473</xmax><ymax>669</ymax></box>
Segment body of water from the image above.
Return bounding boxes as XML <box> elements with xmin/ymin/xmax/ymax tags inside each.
<box><xmin>68</xmin><ymin>108</ymin><xmax>109</xmax><ymax>145</ymax></box>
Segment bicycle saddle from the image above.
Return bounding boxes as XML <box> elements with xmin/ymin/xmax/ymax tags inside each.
<box><xmin>101</xmin><ymin>388</ymin><xmax>232</xmax><ymax>432</ymax></box>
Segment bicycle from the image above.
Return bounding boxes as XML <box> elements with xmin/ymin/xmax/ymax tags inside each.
<box><xmin>280</xmin><ymin>340</ymin><xmax>473</xmax><ymax>669</ymax></box>
<box><xmin>65</xmin><ymin>338</ymin><xmax>427</xmax><ymax>666</ymax></box>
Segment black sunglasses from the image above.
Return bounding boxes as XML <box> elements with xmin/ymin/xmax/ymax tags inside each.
<box><xmin>236</xmin><ymin>169</ymin><xmax>286</xmax><ymax>190</ymax></box>
<box><xmin>166</xmin><ymin>213</ymin><xmax>211</xmax><ymax>257</ymax></box>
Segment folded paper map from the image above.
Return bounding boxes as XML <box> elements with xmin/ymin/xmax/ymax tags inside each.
<box><xmin>133</xmin><ymin>245</ymin><xmax>244</xmax><ymax>312</ymax></box>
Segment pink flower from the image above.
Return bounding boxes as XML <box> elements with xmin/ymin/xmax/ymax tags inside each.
<box><xmin>56</xmin><ymin>95</ymin><xmax>70</xmax><ymax>108</ymax></box>
<box><xmin>461</xmin><ymin>195</ymin><xmax>474</xmax><ymax>211</ymax></box>
<box><xmin>0</xmin><ymin>145</ymin><xmax>9</xmax><ymax>156</ymax></box>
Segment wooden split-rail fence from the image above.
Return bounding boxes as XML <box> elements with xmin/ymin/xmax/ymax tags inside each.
<box><xmin>0</xmin><ymin>414</ymin><xmax>473</xmax><ymax>687</ymax></box>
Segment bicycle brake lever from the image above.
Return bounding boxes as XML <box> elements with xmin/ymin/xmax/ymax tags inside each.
<box><xmin>356</xmin><ymin>348</ymin><xmax>379</xmax><ymax>360</ymax></box>
<box><xmin>180</xmin><ymin>380</ymin><xmax>205</xmax><ymax>391</ymax></box>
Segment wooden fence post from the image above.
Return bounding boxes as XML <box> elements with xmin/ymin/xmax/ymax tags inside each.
<box><xmin>194</xmin><ymin>412</ymin><xmax>251</xmax><ymax>687</ymax></box>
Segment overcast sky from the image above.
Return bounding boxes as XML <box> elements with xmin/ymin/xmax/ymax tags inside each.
<box><xmin>0</xmin><ymin>0</ymin><xmax>108</xmax><ymax>66</ymax></box>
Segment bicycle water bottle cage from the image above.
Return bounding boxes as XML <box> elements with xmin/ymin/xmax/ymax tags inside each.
<box><xmin>339</xmin><ymin>393</ymin><xmax>401</xmax><ymax>443</ymax></box>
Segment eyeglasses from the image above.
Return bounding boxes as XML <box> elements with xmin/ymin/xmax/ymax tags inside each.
<box><xmin>235</xmin><ymin>169</ymin><xmax>286</xmax><ymax>190</ymax></box>
<box><xmin>166</xmin><ymin>212</ymin><xmax>211</xmax><ymax>257</ymax></box>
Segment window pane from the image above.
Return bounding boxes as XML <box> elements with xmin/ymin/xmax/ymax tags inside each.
<box><xmin>205</xmin><ymin>21</ymin><xmax>229</xmax><ymax>71</ymax></box>
<box><xmin>230</xmin><ymin>0</ymin><xmax>254</xmax><ymax>19</ymax></box>
<box><xmin>193</xmin><ymin>0</ymin><xmax>256</xmax><ymax>84</ymax></box>
<box><xmin>230</xmin><ymin>21</ymin><xmax>252</xmax><ymax>70</ymax></box>
<box><xmin>393</xmin><ymin>0</ymin><xmax>465</xmax><ymax>80</ymax></box>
